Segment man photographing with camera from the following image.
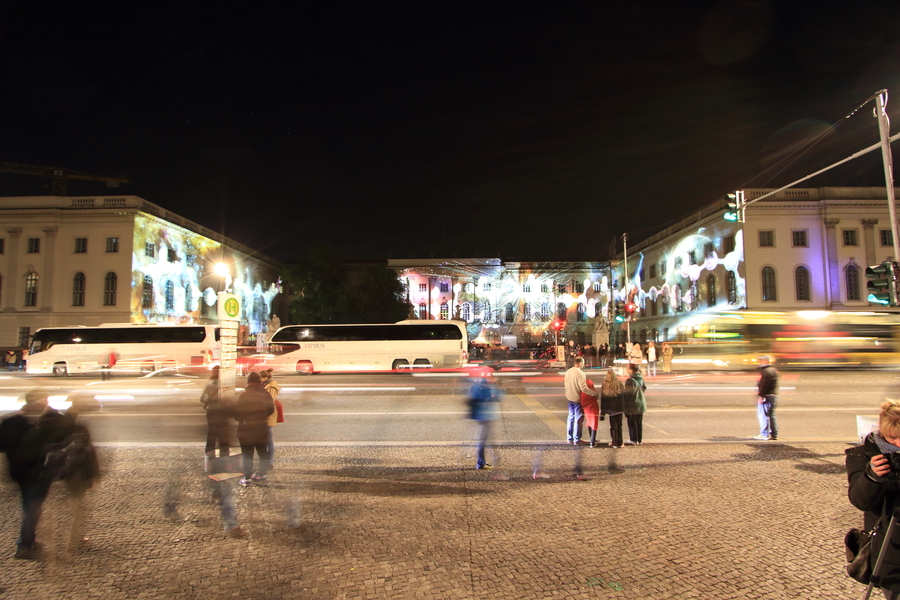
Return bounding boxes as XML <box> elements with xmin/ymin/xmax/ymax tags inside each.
<box><xmin>846</xmin><ymin>399</ymin><xmax>900</xmax><ymax>598</ymax></box>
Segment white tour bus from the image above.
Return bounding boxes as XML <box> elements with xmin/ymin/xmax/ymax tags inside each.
<box><xmin>26</xmin><ymin>323</ymin><xmax>220</xmax><ymax>376</ymax></box>
<box><xmin>255</xmin><ymin>320</ymin><xmax>468</xmax><ymax>374</ymax></box>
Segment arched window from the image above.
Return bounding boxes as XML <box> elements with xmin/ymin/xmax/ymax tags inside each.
<box><xmin>104</xmin><ymin>272</ymin><xmax>117</xmax><ymax>306</ymax></box>
<box><xmin>482</xmin><ymin>299</ymin><xmax>491</xmax><ymax>322</ymax></box>
<box><xmin>576</xmin><ymin>303</ymin><xmax>586</xmax><ymax>322</ymax></box>
<box><xmin>845</xmin><ymin>264</ymin><xmax>861</xmax><ymax>301</ymax></box>
<box><xmin>661</xmin><ymin>292</ymin><xmax>669</xmax><ymax>314</ymax></box>
<box><xmin>142</xmin><ymin>275</ymin><xmax>153</xmax><ymax>309</ymax></box>
<box><xmin>727</xmin><ymin>271</ymin><xmax>737</xmax><ymax>305</ymax></box>
<box><xmin>462</xmin><ymin>302</ymin><xmax>472</xmax><ymax>322</ymax></box>
<box><xmin>523</xmin><ymin>302</ymin><xmax>531</xmax><ymax>320</ymax></box>
<box><xmin>650</xmin><ymin>297</ymin><xmax>658</xmax><ymax>316</ymax></box>
<box><xmin>165</xmin><ymin>280</ymin><xmax>175</xmax><ymax>311</ymax></box>
<box><xmin>706</xmin><ymin>274</ymin><xmax>717</xmax><ymax>308</ymax></box>
<box><xmin>418</xmin><ymin>302</ymin><xmax>427</xmax><ymax>320</ymax></box>
<box><xmin>504</xmin><ymin>303</ymin><xmax>514</xmax><ymax>322</ymax></box>
<box><xmin>440</xmin><ymin>302</ymin><xmax>450</xmax><ymax>320</ymax></box>
<box><xmin>540</xmin><ymin>302</ymin><xmax>549</xmax><ymax>320</ymax></box>
<box><xmin>24</xmin><ymin>272</ymin><xmax>38</xmax><ymax>307</ymax></box>
<box><xmin>762</xmin><ymin>266</ymin><xmax>777</xmax><ymax>301</ymax></box>
<box><xmin>72</xmin><ymin>272</ymin><xmax>86</xmax><ymax>306</ymax></box>
<box><xmin>795</xmin><ymin>266</ymin><xmax>811</xmax><ymax>301</ymax></box>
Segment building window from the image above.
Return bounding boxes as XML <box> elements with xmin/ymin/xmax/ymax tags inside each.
<box><xmin>24</xmin><ymin>272</ymin><xmax>38</xmax><ymax>307</ymax></box>
<box><xmin>482</xmin><ymin>300</ymin><xmax>492</xmax><ymax>322</ymax></box>
<box><xmin>706</xmin><ymin>274</ymin><xmax>717</xmax><ymax>307</ymax></box>
<box><xmin>704</xmin><ymin>242</ymin><xmax>714</xmax><ymax>259</ymax></box>
<box><xmin>557</xmin><ymin>284</ymin><xmax>567</xmax><ymax>294</ymax></box>
<box><xmin>165</xmin><ymin>280</ymin><xmax>175</xmax><ymax>311</ymax></box>
<box><xmin>575</xmin><ymin>282</ymin><xmax>584</xmax><ymax>293</ymax></box>
<box><xmin>440</xmin><ymin>302</ymin><xmax>450</xmax><ymax>320</ymax></box>
<box><xmin>483</xmin><ymin>282</ymin><xmax>492</xmax><ymax>292</ymax></box>
<box><xmin>144</xmin><ymin>242</ymin><xmax>155</xmax><ymax>258</ymax></box>
<box><xmin>557</xmin><ymin>302</ymin><xmax>567</xmax><ymax>320</ymax></box>
<box><xmin>142</xmin><ymin>276</ymin><xmax>153</xmax><ymax>309</ymax></box>
<box><xmin>759</xmin><ymin>231</ymin><xmax>775</xmax><ymax>247</ymax></box>
<box><xmin>504</xmin><ymin>303</ymin><xmax>514</xmax><ymax>322</ymax></box>
<box><xmin>577</xmin><ymin>303</ymin><xmax>586</xmax><ymax>322</ymax></box>
<box><xmin>649</xmin><ymin>265</ymin><xmax>657</xmax><ymax>279</ymax></box>
<box><xmin>795</xmin><ymin>266</ymin><xmax>811</xmax><ymax>301</ymax></box>
<box><xmin>462</xmin><ymin>303</ymin><xmax>472</xmax><ymax>322</ymax></box>
<box><xmin>650</xmin><ymin>298</ymin><xmax>658</xmax><ymax>316</ymax></box>
<box><xmin>167</xmin><ymin>248</ymin><xmax>177</xmax><ymax>262</ymax></box>
<box><xmin>674</xmin><ymin>286</ymin><xmax>683</xmax><ymax>312</ymax></box>
<box><xmin>723</xmin><ymin>234</ymin><xmax>736</xmax><ymax>255</ymax></box>
<box><xmin>184</xmin><ymin>284</ymin><xmax>191</xmax><ymax>312</ymax></box>
<box><xmin>592</xmin><ymin>282</ymin><xmax>601</xmax><ymax>292</ymax></box>
<box><xmin>541</xmin><ymin>302</ymin><xmax>549</xmax><ymax>319</ymax></box>
<box><xmin>846</xmin><ymin>264</ymin><xmax>861</xmax><ymax>301</ymax></box>
<box><xmin>690</xmin><ymin>283</ymin><xmax>699</xmax><ymax>311</ymax></box>
<box><xmin>103</xmin><ymin>272</ymin><xmax>117</xmax><ymax>306</ymax></box>
<box><xmin>0</xmin><ymin>238</ymin><xmax>4</xmax><ymax>254</ymax></box>
<box><xmin>523</xmin><ymin>302</ymin><xmax>531</xmax><ymax>320</ymax></box>
<box><xmin>18</xmin><ymin>327</ymin><xmax>29</xmax><ymax>348</ymax></box>
<box><xmin>688</xmin><ymin>250</ymin><xmax>697</xmax><ymax>265</ymax></box>
<box><xmin>792</xmin><ymin>230</ymin><xmax>808</xmax><ymax>247</ymax></box>
<box><xmin>541</xmin><ymin>283</ymin><xmax>549</xmax><ymax>293</ymax></box>
<box><xmin>72</xmin><ymin>272</ymin><xmax>86</xmax><ymax>306</ymax></box>
<box><xmin>661</xmin><ymin>293</ymin><xmax>669</xmax><ymax>315</ymax></box>
<box><xmin>881</xmin><ymin>229</ymin><xmax>894</xmax><ymax>247</ymax></box>
<box><xmin>418</xmin><ymin>283</ymin><xmax>427</xmax><ymax>292</ymax></box>
<box><xmin>27</xmin><ymin>238</ymin><xmax>40</xmax><ymax>253</ymax></box>
<box><xmin>418</xmin><ymin>302</ymin><xmax>427</xmax><ymax>320</ymax></box>
<box><xmin>75</xmin><ymin>238</ymin><xmax>88</xmax><ymax>253</ymax></box>
<box><xmin>186</xmin><ymin>254</ymin><xmax>195</xmax><ymax>267</ymax></box>
<box><xmin>522</xmin><ymin>283</ymin><xmax>531</xmax><ymax>293</ymax></box>
<box><xmin>727</xmin><ymin>271</ymin><xmax>737</xmax><ymax>305</ymax></box>
<box><xmin>762</xmin><ymin>266</ymin><xmax>777</xmax><ymax>301</ymax></box>
<box><xmin>843</xmin><ymin>229</ymin><xmax>859</xmax><ymax>246</ymax></box>
<box><xmin>439</xmin><ymin>282</ymin><xmax>449</xmax><ymax>293</ymax></box>
<box><xmin>106</xmin><ymin>237</ymin><xmax>119</xmax><ymax>253</ymax></box>
<box><xmin>674</xmin><ymin>257</ymin><xmax>683</xmax><ymax>270</ymax></box>
<box><xmin>660</xmin><ymin>260</ymin><xmax>667</xmax><ymax>276</ymax></box>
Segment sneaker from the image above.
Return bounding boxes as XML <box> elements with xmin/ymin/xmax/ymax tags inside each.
<box><xmin>768</xmin><ymin>436</ymin><xmax>777</xmax><ymax>441</ymax></box>
<box><xmin>250</xmin><ymin>473</ymin><xmax>266</xmax><ymax>482</ymax></box>
<box><xmin>532</xmin><ymin>472</ymin><xmax>550</xmax><ymax>479</ymax></box>
<box><xmin>624</xmin><ymin>441</ymin><xmax>636</xmax><ymax>446</ymax></box>
<box><xmin>476</xmin><ymin>464</ymin><xmax>493</xmax><ymax>470</ymax></box>
<box><xmin>752</xmin><ymin>434</ymin><xmax>769</xmax><ymax>440</ymax></box>
<box><xmin>14</xmin><ymin>542</ymin><xmax>43</xmax><ymax>561</ymax></box>
<box><xmin>239</xmin><ymin>478</ymin><xmax>253</xmax><ymax>486</ymax></box>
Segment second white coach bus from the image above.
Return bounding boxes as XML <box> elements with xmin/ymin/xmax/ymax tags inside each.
<box><xmin>26</xmin><ymin>323</ymin><xmax>220</xmax><ymax>376</ymax></box>
<box><xmin>255</xmin><ymin>320</ymin><xmax>468</xmax><ymax>374</ymax></box>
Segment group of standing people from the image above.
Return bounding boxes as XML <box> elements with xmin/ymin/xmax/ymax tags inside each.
<box><xmin>4</xmin><ymin>348</ymin><xmax>28</xmax><ymax>371</ymax></box>
<box><xmin>201</xmin><ymin>367</ymin><xmax>283</xmax><ymax>486</ymax></box>
<box><xmin>565</xmin><ymin>357</ymin><xmax>648</xmax><ymax>448</ymax></box>
<box><xmin>624</xmin><ymin>341</ymin><xmax>674</xmax><ymax>377</ymax></box>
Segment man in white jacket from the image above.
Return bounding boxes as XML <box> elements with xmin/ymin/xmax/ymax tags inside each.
<box><xmin>564</xmin><ymin>357</ymin><xmax>598</xmax><ymax>445</ymax></box>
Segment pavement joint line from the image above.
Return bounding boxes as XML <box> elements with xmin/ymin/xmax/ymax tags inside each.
<box><xmin>510</xmin><ymin>391</ymin><xmax>567</xmax><ymax>438</ymax></box>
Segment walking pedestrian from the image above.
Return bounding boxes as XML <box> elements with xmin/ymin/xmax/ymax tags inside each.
<box><xmin>624</xmin><ymin>363</ymin><xmax>647</xmax><ymax>445</ymax></box>
<box><xmin>846</xmin><ymin>399</ymin><xmax>900</xmax><ymax>598</ymax></box>
<box><xmin>19</xmin><ymin>348</ymin><xmax>28</xmax><ymax>371</ymax></box>
<box><xmin>584</xmin><ymin>344</ymin><xmax>595</xmax><ymax>368</ymax></box>
<box><xmin>5</xmin><ymin>350</ymin><xmax>16</xmax><ymax>371</ymax></box>
<box><xmin>234</xmin><ymin>372</ymin><xmax>274</xmax><ymax>486</ymax></box>
<box><xmin>565</xmin><ymin>357</ymin><xmax>598</xmax><ymax>445</ymax></box>
<box><xmin>753</xmin><ymin>355</ymin><xmax>778</xmax><ymax>441</ymax></box>
<box><xmin>628</xmin><ymin>343</ymin><xmax>643</xmax><ymax>368</ymax></box>
<box><xmin>201</xmin><ymin>366</ymin><xmax>231</xmax><ymax>458</ymax></box>
<box><xmin>661</xmin><ymin>342</ymin><xmax>674</xmax><ymax>376</ymax></box>
<box><xmin>600</xmin><ymin>370</ymin><xmax>626</xmax><ymax>448</ymax></box>
<box><xmin>468</xmin><ymin>372</ymin><xmax>501</xmax><ymax>470</ymax></box>
<box><xmin>260</xmin><ymin>369</ymin><xmax>282</xmax><ymax>470</ymax></box>
<box><xmin>580</xmin><ymin>378</ymin><xmax>601</xmax><ymax>447</ymax></box>
<box><xmin>646</xmin><ymin>341</ymin><xmax>658</xmax><ymax>377</ymax></box>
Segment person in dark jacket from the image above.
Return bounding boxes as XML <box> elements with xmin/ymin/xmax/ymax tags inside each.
<box><xmin>754</xmin><ymin>355</ymin><xmax>779</xmax><ymax>440</ymax></box>
<box><xmin>234</xmin><ymin>372</ymin><xmax>274</xmax><ymax>486</ymax></box>
<box><xmin>600</xmin><ymin>370</ymin><xmax>626</xmax><ymax>448</ymax></box>
<box><xmin>846</xmin><ymin>399</ymin><xmax>900</xmax><ymax>597</ymax></box>
<box><xmin>624</xmin><ymin>364</ymin><xmax>647</xmax><ymax>445</ymax></box>
<box><xmin>201</xmin><ymin>366</ymin><xmax>232</xmax><ymax>458</ymax></box>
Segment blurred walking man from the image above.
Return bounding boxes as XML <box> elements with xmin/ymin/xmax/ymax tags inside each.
<box><xmin>565</xmin><ymin>357</ymin><xmax>598</xmax><ymax>445</ymax></box>
<box><xmin>753</xmin><ymin>355</ymin><xmax>779</xmax><ymax>441</ymax></box>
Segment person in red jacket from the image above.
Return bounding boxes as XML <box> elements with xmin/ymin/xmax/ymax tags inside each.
<box><xmin>580</xmin><ymin>379</ymin><xmax>601</xmax><ymax>447</ymax></box>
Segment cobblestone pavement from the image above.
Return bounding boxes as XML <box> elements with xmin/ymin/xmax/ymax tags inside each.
<box><xmin>0</xmin><ymin>441</ymin><xmax>867</xmax><ymax>599</ymax></box>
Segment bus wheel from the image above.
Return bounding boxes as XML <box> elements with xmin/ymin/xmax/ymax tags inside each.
<box><xmin>413</xmin><ymin>358</ymin><xmax>431</xmax><ymax>369</ymax></box>
<box><xmin>53</xmin><ymin>363</ymin><xmax>68</xmax><ymax>377</ymax></box>
<box><xmin>296</xmin><ymin>360</ymin><xmax>313</xmax><ymax>375</ymax></box>
<box><xmin>141</xmin><ymin>362</ymin><xmax>155</xmax><ymax>374</ymax></box>
<box><xmin>392</xmin><ymin>359</ymin><xmax>409</xmax><ymax>371</ymax></box>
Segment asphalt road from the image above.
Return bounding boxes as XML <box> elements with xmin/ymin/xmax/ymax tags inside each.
<box><xmin>2</xmin><ymin>367</ymin><xmax>897</xmax><ymax>446</ymax></box>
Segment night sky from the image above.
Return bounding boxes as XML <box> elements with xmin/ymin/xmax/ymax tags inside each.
<box><xmin>2</xmin><ymin>1</ymin><xmax>900</xmax><ymax>262</ymax></box>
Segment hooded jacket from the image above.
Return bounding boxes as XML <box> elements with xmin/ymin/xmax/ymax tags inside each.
<box><xmin>625</xmin><ymin>371</ymin><xmax>647</xmax><ymax>415</ymax></box>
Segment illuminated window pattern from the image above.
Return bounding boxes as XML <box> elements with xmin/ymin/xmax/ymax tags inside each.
<box><xmin>706</xmin><ymin>274</ymin><xmax>716</xmax><ymax>308</ymax></box>
<box><xmin>165</xmin><ymin>280</ymin><xmax>175</xmax><ymax>311</ymax></box>
<box><xmin>418</xmin><ymin>303</ymin><xmax>427</xmax><ymax>319</ymax></box>
<box><xmin>440</xmin><ymin>302</ymin><xmax>449</xmax><ymax>319</ymax></box>
<box><xmin>142</xmin><ymin>276</ymin><xmax>153</xmax><ymax>309</ymax></box>
<box><xmin>727</xmin><ymin>272</ymin><xmax>737</xmax><ymax>305</ymax></box>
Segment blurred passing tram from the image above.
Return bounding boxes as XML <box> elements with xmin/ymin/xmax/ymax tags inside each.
<box><xmin>26</xmin><ymin>323</ymin><xmax>220</xmax><ymax>376</ymax></box>
<box><xmin>664</xmin><ymin>310</ymin><xmax>900</xmax><ymax>370</ymax></box>
<box><xmin>241</xmin><ymin>320</ymin><xmax>468</xmax><ymax>374</ymax></box>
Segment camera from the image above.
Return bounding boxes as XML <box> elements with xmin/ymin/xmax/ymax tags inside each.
<box><xmin>888</xmin><ymin>453</ymin><xmax>900</xmax><ymax>473</ymax></box>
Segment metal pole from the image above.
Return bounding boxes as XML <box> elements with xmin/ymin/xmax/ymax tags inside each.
<box><xmin>876</xmin><ymin>91</ymin><xmax>900</xmax><ymax>263</ymax></box>
<box><xmin>623</xmin><ymin>233</ymin><xmax>630</xmax><ymax>345</ymax></box>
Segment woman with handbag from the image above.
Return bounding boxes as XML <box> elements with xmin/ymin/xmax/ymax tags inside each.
<box><xmin>260</xmin><ymin>369</ymin><xmax>283</xmax><ymax>470</ymax></box>
<box><xmin>846</xmin><ymin>399</ymin><xmax>900</xmax><ymax>597</ymax></box>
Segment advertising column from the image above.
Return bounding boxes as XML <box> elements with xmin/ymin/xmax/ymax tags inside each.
<box><xmin>217</xmin><ymin>292</ymin><xmax>241</xmax><ymax>401</ymax></box>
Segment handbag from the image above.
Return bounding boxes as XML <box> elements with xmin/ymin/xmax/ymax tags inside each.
<box><xmin>845</xmin><ymin>526</ymin><xmax>874</xmax><ymax>584</ymax></box>
<box><xmin>275</xmin><ymin>398</ymin><xmax>285</xmax><ymax>423</ymax></box>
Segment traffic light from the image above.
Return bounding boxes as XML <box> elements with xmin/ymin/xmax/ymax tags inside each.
<box><xmin>613</xmin><ymin>302</ymin><xmax>625</xmax><ymax>322</ymax></box>
<box><xmin>724</xmin><ymin>190</ymin><xmax>744</xmax><ymax>222</ymax></box>
<box><xmin>624</xmin><ymin>301</ymin><xmax>637</xmax><ymax>316</ymax></box>
<box><xmin>866</xmin><ymin>261</ymin><xmax>898</xmax><ymax>306</ymax></box>
<box><xmin>550</xmin><ymin>319</ymin><xmax>565</xmax><ymax>331</ymax></box>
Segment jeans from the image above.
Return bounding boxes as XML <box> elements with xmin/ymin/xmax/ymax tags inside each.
<box><xmin>626</xmin><ymin>413</ymin><xmax>643</xmax><ymax>444</ymax></box>
<box><xmin>17</xmin><ymin>478</ymin><xmax>51</xmax><ymax>550</ymax></box>
<box><xmin>757</xmin><ymin>396</ymin><xmax>778</xmax><ymax>438</ymax></box>
<box><xmin>648</xmin><ymin>361</ymin><xmax>657</xmax><ymax>377</ymax></box>
<box><xmin>475</xmin><ymin>420</ymin><xmax>492</xmax><ymax>468</ymax></box>
<box><xmin>266</xmin><ymin>426</ymin><xmax>275</xmax><ymax>467</ymax></box>
<box><xmin>240</xmin><ymin>443</ymin><xmax>270</xmax><ymax>479</ymax></box>
<box><xmin>567</xmin><ymin>402</ymin><xmax>584</xmax><ymax>442</ymax></box>
<box><xmin>607</xmin><ymin>413</ymin><xmax>624</xmax><ymax>447</ymax></box>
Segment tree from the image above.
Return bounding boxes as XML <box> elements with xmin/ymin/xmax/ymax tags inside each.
<box><xmin>283</xmin><ymin>245</ymin><xmax>411</xmax><ymax>324</ymax></box>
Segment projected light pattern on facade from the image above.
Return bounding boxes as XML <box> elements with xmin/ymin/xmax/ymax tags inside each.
<box><xmin>131</xmin><ymin>214</ymin><xmax>278</xmax><ymax>334</ymax></box>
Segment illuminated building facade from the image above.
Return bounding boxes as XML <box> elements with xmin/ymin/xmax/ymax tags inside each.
<box><xmin>613</xmin><ymin>187</ymin><xmax>898</xmax><ymax>345</ymax></box>
<box><xmin>0</xmin><ymin>195</ymin><xmax>283</xmax><ymax>348</ymax></box>
<box><xmin>389</xmin><ymin>258</ymin><xmax>613</xmax><ymax>348</ymax></box>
